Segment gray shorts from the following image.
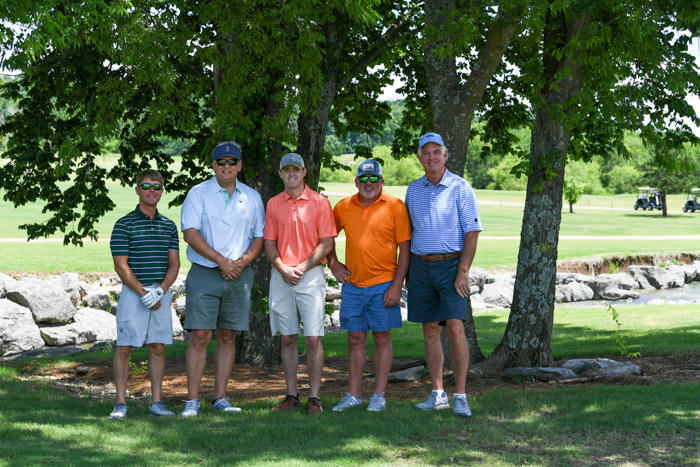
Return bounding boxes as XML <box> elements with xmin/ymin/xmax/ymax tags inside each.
<box><xmin>268</xmin><ymin>265</ymin><xmax>326</xmax><ymax>337</ymax></box>
<box><xmin>184</xmin><ymin>263</ymin><xmax>253</xmax><ymax>331</ymax></box>
<box><xmin>116</xmin><ymin>284</ymin><xmax>173</xmax><ymax>347</ymax></box>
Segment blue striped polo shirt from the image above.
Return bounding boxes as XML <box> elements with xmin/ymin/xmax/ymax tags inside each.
<box><xmin>110</xmin><ymin>206</ymin><xmax>180</xmax><ymax>284</ymax></box>
<box><xmin>405</xmin><ymin>168</ymin><xmax>482</xmax><ymax>255</ymax></box>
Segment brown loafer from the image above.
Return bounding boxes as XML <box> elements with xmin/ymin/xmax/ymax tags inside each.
<box><xmin>307</xmin><ymin>397</ymin><xmax>323</xmax><ymax>414</ymax></box>
<box><xmin>271</xmin><ymin>394</ymin><xmax>301</xmax><ymax>411</ymax></box>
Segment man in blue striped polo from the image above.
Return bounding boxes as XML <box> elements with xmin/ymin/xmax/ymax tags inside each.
<box><xmin>109</xmin><ymin>169</ymin><xmax>181</xmax><ymax>419</ymax></box>
<box><xmin>405</xmin><ymin>132</ymin><xmax>482</xmax><ymax>417</ymax></box>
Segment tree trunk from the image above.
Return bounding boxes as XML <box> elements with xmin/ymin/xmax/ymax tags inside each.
<box><xmin>569</xmin><ymin>202</ymin><xmax>573</xmax><ymax>213</ymax></box>
<box><xmin>477</xmin><ymin>8</ymin><xmax>589</xmax><ymax>374</ymax></box>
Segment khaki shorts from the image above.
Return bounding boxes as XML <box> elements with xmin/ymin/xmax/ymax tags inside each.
<box><xmin>116</xmin><ymin>284</ymin><xmax>173</xmax><ymax>347</ymax></box>
<box><xmin>184</xmin><ymin>263</ymin><xmax>253</xmax><ymax>331</ymax></box>
<box><xmin>268</xmin><ymin>265</ymin><xmax>326</xmax><ymax>337</ymax></box>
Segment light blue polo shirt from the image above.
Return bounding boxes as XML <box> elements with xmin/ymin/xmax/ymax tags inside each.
<box><xmin>405</xmin><ymin>168</ymin><xmax>482</xmax><ymax>255</ymax></box>
<box><xmin>181</xmin><ymin>177</ymin><xmax>265</xmax><ymax>267</ymax></box>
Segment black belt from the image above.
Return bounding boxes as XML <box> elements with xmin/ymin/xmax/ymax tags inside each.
<box><xmin>414</xmin><ymin>251</ymin><xmax>461</xmax><ymax>262</ymax></box>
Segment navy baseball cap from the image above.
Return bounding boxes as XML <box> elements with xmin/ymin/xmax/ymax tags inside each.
<box><xmin>279</xmin><ymin>153</ymin><xmax>305</xmax><ymax>170</ymax></box>
<box><xmin>418</xmin><ymin>132</ymin><xmax>445</xmax><ymax>149</ymax></box>
<box><xmin>356</xmin><ymin>160</ymin><xmax>383</xmax><ymax>178</ymax></box>
<box><xmin>212</xmin><ymin>141</ymin><xmax>242</xmax><ymax>160</ymax></box>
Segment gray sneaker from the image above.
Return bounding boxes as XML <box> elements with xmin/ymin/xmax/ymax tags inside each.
<box><xmin>109</xmin><ymin>403</ymin><xmax>128</xmax><ymax>419</ymax></box>
<box><xmin>180</xmin><ymin>399</ymin><xmax>200</xmax><ymax>417</ymax></box>
<box><xmin>149</xmin><ymin>401</ymin><xmax>175</xmax><ymax>417</ymax></box>
<box><xmin>332</xmin><ymin>393</ymin><xmax>362</xmax><ymax>412</ymax></box>
<box><xmin>211</xmin><ymin>397</ymin><xmax>242</xmax><ymax>413</ymax></box>
<box><xmin>366</xmin><ymin>393</ymin><xmax>386</xmax><ymax>412</ymax></box>
<box><xmin>452</xmin><ymin>394</ymin><xmax>472</xmax><ymax>417</ymax></box>
<box><xmin>415</xmin><ymin>391</ymin><xmax>449</xmax><ymax>410</ymax></box>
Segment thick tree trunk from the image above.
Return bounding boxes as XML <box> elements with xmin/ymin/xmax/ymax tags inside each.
<box><xmin>477</xmin><ymin>8</ymin><xmax>589</xmax><ymax>374</ymax></box>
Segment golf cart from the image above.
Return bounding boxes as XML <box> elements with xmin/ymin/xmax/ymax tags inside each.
<box><xmin>634</xmin><ymin>187</ymin><xmax>663</xmax><ymax>211</ymax></box>
<box><xmin>682</xmin><ymin>188</ymin><xmax>700</xmax><ymax>213</ymax></box>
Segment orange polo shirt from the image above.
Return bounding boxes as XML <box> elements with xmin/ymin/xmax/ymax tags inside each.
<box><xmin>264</xmin><ymin>185</ymin><xmax>337</xmax><ymax>267</ymax></box>
<box><xmin>333</xmin><ymin>190</ymin><xmax>412</xmax><ymax>288</ymax></box>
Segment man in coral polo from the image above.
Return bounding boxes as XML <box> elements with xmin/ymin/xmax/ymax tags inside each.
<box><xmin>264</xmin><ymin>153</ymin><xmax>337</xmax><ymax>414</ymax></box>
<box><xmin>327</xmin><ymin>160</ymin><xmax>411</xmax><ymax>412</ymax></box>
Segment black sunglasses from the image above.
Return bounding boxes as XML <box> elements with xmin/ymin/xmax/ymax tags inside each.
<box><xmin>358</xmin><ymin>176</ymin><xmax>380</xmax><ymax>184</ymax></box>
<box><xmin>140</xmin><ymin>183</ymin><xmax>163</xmax><ymax>191</ymax></box>
<box><xmin>215</xmin><ymin>159</ymin><xmax>239</xmax><ymax>166</ymax></box>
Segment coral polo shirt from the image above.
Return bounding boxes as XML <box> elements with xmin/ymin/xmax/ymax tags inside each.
<box><xmin>333</xmin><ymin>190</ymin><xmax>412</xmax><ymax>288</ymax></box>
<box><xmin>264</xmin><ymin>185</ymin><xmax>337</xmax><ymax>267</ymax></box>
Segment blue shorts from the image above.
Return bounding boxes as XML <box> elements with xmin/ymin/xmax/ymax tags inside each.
<box><xmin>339</xmin><ymin>281</ymin><xmax>403</xmax><ymax>333</ymax></box>
<box><xmin>407</xmin><ymin>255</ymin><xmax>467</xmax><ymax>325</ymax></box>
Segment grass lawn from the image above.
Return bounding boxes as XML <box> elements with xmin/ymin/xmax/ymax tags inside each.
<box><xmin>1</xmin><ymin>304</ymin><xmax>698</xmax><ymax>465</ymax></box>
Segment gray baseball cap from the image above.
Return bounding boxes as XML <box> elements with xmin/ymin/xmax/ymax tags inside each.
<box><xmin>279</xmin><ymin>153</ymin><xmax>305</xmax><ymax>170</ymax></box>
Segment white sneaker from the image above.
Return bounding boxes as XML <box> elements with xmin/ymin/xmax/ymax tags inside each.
<box><xmin>211</xmin><ymin>397</ymin><xmax>242</xmax><ymax>413</ymax></box>
<box><xmin>180</xmin><ymin>399</ymin><xmax>200</xmax><ymax>417</ymax></box>
<box><xmin>109</xmin><ymin>403</ymin><xmax>128</xmax><ymax>419</ymax></box>
<box><xmin>149</xmin><ymin>401</ymin><xmax>175</xmax><ymax>417</ymax></box>
<box><xmin>452</xmin><ymin>394</ymin><xmax>472</xmax><ymax>417</ymax></box>
<box><xmin>332</xmin><ymin>393</ymin><xmax>362</xmax><ymax>412</ymax></box>
<box><xmin>415</xmin><ymin>391</ymin><xmax>449</xmax><ymax>410</ymax></box>
<box><xmin>366</xmin><ymin>393</ymin><xmax>386</xmax><ymax>412</ymax></box>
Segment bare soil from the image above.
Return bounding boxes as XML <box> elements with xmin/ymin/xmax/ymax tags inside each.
<box><xmin>21</xmin><ymin>351</ymin><xmax>700</xmax><ymax>405</ymax></box>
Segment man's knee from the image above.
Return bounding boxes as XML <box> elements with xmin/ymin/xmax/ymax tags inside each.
<box><xmin>148</xmin><ymin>343</ymin><xmax>165</xmax><ymax>358</ymax></box>
<box><xmin>423</xmin><ymin>322</ymin><xmax>441</xmax><ymax>340</ymax></box>
<box><xmin>445</xmin><ymin>320</ymin><xmax>466</xmax><ymax>339</ymax></box>
<box><xmin>216</xmin><ymin>328</ymin><xmax>237</xmax><ymax>347</ymax></box>
<box><xmin>115</xmin><ymin>346</ymin><xmax>132</xmax><ymax>361</ymax></box>
<box><xmin>371</xmin><ymin>330</ymin><xmax>391</xmax><ymax>348</ymax></box>
<box><xmin>304</xmin><ymin>336</ymin><xmax>322</xmax><ymax>352</ymax></box>
<box><xmin>190</xmin><ymin>330</ymin><xmax>212</xmax><ymax>350</ymax></box>
<box><xmin>280</xmin><ymin>334</ymin><xmax>298</xmax><ymax>348</ymax></box>
<box><xmin>347</xmin><ymin>332</ymin><xmax>367</xmax><ymax>349</ymax></box>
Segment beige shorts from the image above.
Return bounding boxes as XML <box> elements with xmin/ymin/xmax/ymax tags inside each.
<box><xmin>268</xmin><ymin>265</ymin><xmax>326</xmax><ymax>337</ymax></box>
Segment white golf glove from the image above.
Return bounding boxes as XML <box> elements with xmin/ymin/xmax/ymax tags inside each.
<box><xmin>141</xmin><ymin>286</ymin><xmax>164</xmax><ymax>308</ymax></box>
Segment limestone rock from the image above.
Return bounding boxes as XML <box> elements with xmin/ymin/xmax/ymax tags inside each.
<box><xmin>174</xmin><ymin>296</ymin><xmax>187</xmax><ymax>319</ymax></box>
<box><xmin>562</xmin><ymin>358</ymin><xmax>626</xmax><ymax>374</ymax></box>
<box><xmin>555</xmin><ymin>282</ymin><xmax>595</xmax><ymax>303</ymax></box>
<box><xmin>556</xmin><ymin>272</ymin><xmax>594</xmax><ymax>285</ymax></box>
<box><xmin>480</xmin><ymin>275</ymin><xmax>515</xmax><ymax>308</ymax></box>
<box><xmin>504</xmin><ymin>367</ymin><xmax>578</xmax><ymax>381</ymax></box>
<box><xmin>585</xmin><ymin>274</ymin><xmax>640</xmax><ymax>300</ymax></box>
<box><xmin>0</xmin><ymin>273</ymin><xmax>18</xmax><ymax>299</ymax></box>
<box><xmin>469</xmin><ymin>267</ymin><xmax>494</xmax><ymax>293</ymax></box>
<box><xmin>52</xmin><ymin>273</ymin><xmax>82</xmax><ymax>308</ymax></box>
<box><xmin>470</xmin><ymin>293</ymin><xmax>488</xmax><ymax>311</ymax></box>
<box><xmin>39</xmin><ymin>322</ymin><xmax>97</xmax><ymax>346</ymax></box>
<box><xmin>171</xmin><ymin>308</ymin><xmax>184</xmax><ymax>338</ymax></box>
<box><xmin>81</xmin><ymin>283</ymin><xmax>112</xmax><ymax>312</ymax></box>
<box><xmin>73</xmin><ymin>308</ymin><xmax>117</xmax><ymax>342</ymax></box>
<box><xmin>629</xmin><ymin>265</ymin><xmax>685</xmax><ymax>290</ymax></box>
<box><xmin>0</xmin><ymin>299</ymin><xmax>44</xmax><ymax>357</ymax></box>
<box><xmin>6</xmin><ymin>278</ymin><xmax>76</xmax><ymax>323</ymax></box>
<box><xmin>326</xmin><ymin>285</ymin><xmax>342</xmax><ymax>301</ymax></box>
<box><xmin>388</xmin><ymin>366</ymin><xmax>425</xmax><ymax>382</ymax></box>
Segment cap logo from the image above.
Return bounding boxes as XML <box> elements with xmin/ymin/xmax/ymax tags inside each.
<box><xmin>362</xmin><ymin>163</ymin><xmax>374</xmax><ymax>171</ymax></box>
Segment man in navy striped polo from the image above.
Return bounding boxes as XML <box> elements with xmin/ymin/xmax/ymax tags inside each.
<box><xmin>405</xmin><ymin>132</ymin><xmax>482</xmax><ymax>417</ymax></box>
<box><xmin>109</xmin><ymin>169</ymin><xmax>181</xmax><ymax>419</ymax></box>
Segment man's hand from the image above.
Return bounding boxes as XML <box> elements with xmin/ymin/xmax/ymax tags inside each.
<box><xmin>383</xmin><ymin>282</ymin><xmax>403</xmax><ymax>307</ymax></box>
<box><xmin>278</xmin><ymin>264</ymin><xmax>304</xmax><ymax>286</ymax></box>
<box><xmin>454</xmin><ymin>270</ymin><xmax>470</xmax><ymax>299</ymax></box>
<box><xmin>330</xmin><ymin>261</ymin><xmax>352</xmax><ymax>285</ymax></box>
<box><xmin>219</xmin><ymin>258</ymin><xmax>244</xmax><ymax>280</ymax></box>
<box><xmin>141</xmin><ymin>286</ymin><xmax>164</xmax><ymax>308</ymax></box>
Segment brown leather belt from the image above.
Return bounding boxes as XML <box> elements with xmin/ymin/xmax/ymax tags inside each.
<box><xmin>415</xmin><ymin>251</ymin><xmax>462</xmax><ymax>262</ymax></box>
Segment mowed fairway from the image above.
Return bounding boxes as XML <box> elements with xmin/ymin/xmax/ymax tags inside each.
<box><xmin>0</xmin><ymin>180</ymin><xmax>698</xmax><ymax>272</ymax></box>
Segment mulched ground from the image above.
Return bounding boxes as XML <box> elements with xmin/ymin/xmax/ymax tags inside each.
<box><xmin>17</xmin><ymin>351</ymin><xmax>700</xmax><ymax>406</ymax></box>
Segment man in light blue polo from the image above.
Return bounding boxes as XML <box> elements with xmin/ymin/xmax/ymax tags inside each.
<box><xmin>179</xmin><ymin>141</ymin><xmax>265</xmax><ymax>417</ymax></box>
<box><xmin>405</xmin><ymin>132</ymin><xmax>482</xmax><ymax>417</ymax></box>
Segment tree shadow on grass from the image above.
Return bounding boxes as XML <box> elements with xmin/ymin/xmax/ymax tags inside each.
<box><xmin>1</xmin><ymin>373</ymin><xmax>697</xmax><ymax>465</ymax></box>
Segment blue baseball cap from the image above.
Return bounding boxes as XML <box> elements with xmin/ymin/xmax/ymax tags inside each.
<box><xmin>418</xmin><ymin>132</ymin><xmax>444</xmax><ymax>149</ymax></box>
<box><xmin>212</xmin><ymin>141</ymin><xmax>242</xmax><ymax>160</ymax></box>
<box><xmin>280</xmin><ymin>153</ymin><xmax>305</xmax><ymax>170</ymax></box>
<box><xmin>356</xmin><ymin>160</ymin><xmax>383</xmax><ymax>178</ymax></box>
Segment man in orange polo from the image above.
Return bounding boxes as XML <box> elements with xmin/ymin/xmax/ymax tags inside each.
<box><xmin>327</xmin><ymin>160</ymin><xmax>411</xmax><ymax>412</ymax></box>
<box><xmin>264</xmin><ymin>152</ymin><xmax>337</xmax><ymax>414</ymax></box>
